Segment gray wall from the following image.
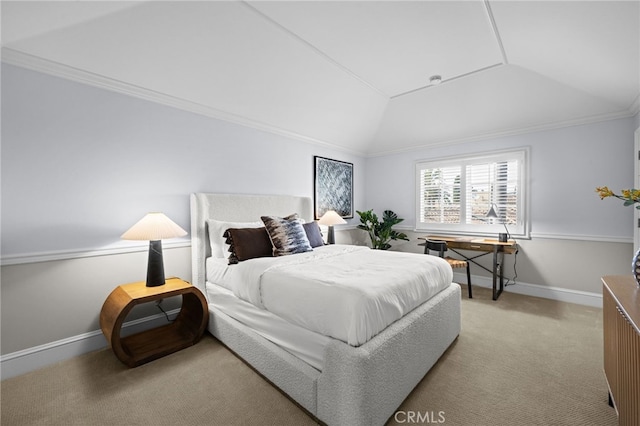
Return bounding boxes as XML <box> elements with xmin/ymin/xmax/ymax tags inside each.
<box><xmin>1</xmin><ymin>62</ymin><xmax>637</xmax><ymax>358</ymax></box>
<box><xmin>0</xmin><ymin>64</ymin><xmax>365</xmax><ymax>354</ymax></box>
<box><xmin>364</xmin><ymin>116</ymin><xmax>637</xmax><ymax>294</ymax></box>
<box><xmin>1</xmin><ymin>63</ymin><xmax>364</xmax><ymax>259</ymax></box>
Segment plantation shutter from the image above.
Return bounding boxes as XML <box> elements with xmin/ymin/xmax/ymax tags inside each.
<box><xmin>415</xmin><ymin>149</ymin><xmax>527</xmax><ymax>236</ymax></box>
<box><xmin>466</xmin><ymin>159</ymin><xmax>519</xmax><ymax>225</ymax></box>
<box><xmin>418</xmin><ymin>166</ymin><xmax>461</xmax><ymax>224</ymax></box>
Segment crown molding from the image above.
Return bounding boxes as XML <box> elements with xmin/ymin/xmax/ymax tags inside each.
<box><xmin>629</xmin><ymin>93</ymin><xmax>640</xmax><ymax>116</ymax></box>
<box><xmin>1</xmin><ymin>48</ymin><xmax>366</xmax><ymax>157</ymax></box>
<box><xmin>367</xmin><ymin>108</ymin><xmax>638</xmax><ymax>157</ymax></box>
<box><xmin>3</xmin><ymin>48</ymin><xmax>636</xmax><ymax>160</ymax></box>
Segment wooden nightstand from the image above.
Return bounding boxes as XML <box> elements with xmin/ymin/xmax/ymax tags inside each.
<box><xmin>100</xmin><ymin>277</ymin><xmax>209</xmax><ymax>367</ymax></box>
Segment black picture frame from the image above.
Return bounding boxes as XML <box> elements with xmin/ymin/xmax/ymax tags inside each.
<box><xmin>314</xmin><ymin>156</ymin><xmax>353</xmax><ymax>220</ymax></box>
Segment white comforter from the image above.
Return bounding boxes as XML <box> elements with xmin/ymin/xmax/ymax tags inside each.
<box><xmin>212</xmin><ymin>245</ymin><xmax>453</xmax><ymax>346</ymax></box>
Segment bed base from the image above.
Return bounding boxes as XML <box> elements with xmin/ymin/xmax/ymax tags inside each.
<box><xmin>190</xmin><ymin>193</ymin><xmax>461</xmax><ymax>425</ymax></box>
<box><xmin>208</xmin><ymin>284</ymin><xmax>460</xmax><ymax>426</ymax></box>
<box><xmin>208</xmin><ymin>307</ymin><xmax>320</xmax><ymax>414</ymax></box>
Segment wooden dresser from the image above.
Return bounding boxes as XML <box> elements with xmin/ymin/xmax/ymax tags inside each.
<box><xmin>602</xmin><ymin>275</ymin><xmax>640</xmax><ymax>425</ymax></box>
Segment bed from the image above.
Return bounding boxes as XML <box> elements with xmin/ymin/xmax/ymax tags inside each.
<box><xmin>190</xmin><ymin>193</ymin><xmax>461</xmax><ymax>426</ymax></box>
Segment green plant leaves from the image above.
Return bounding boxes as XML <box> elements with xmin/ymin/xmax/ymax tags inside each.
<box><xmin>357</xmin><ymin>209</ymin><xmax>409</xmax><ymax>250</ymax></box>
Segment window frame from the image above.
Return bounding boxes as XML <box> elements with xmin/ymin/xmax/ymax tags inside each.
<box><xmin>414</xmin><ymin>148</ymin><xmax>529</xmax><ymax>238</ymax></box>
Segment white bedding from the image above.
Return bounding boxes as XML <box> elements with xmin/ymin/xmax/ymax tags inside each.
<box><xmin>207</xmin><ymin>245</ymin><xmax>452</xmax><ymax>346</ymax></box>
<box><xmin>205</xmin><ymin>283</ymin><xmax>330</xmax><ymax>370</ymax></box>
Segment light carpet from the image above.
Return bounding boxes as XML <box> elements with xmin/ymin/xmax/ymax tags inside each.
<box><xmin>1</xmin><ymin>286</ymin><xmax>617</xmax><ymax>425</ymax></box>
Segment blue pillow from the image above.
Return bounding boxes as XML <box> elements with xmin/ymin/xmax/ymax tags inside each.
<box><xmin>303</xmin><ymin>222</ymin><xmax>324</xmax><ymax>248</ymax></box>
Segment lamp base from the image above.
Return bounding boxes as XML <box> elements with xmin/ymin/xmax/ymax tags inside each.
<box><xmin>146</xmin><ymin>240</ymin><xmax>166</xmax><ymax>287</ymax></box>
<box><xmin>327</xmin><ymin>225</ymin><xmax>335</xmax><ymax>245</ymax></box>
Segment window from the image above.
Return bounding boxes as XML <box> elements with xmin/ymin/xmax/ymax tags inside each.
<box><xmin>415</xmin><ymin>149</ymin><xmax>528</xmax><ymax>237</ymax></box>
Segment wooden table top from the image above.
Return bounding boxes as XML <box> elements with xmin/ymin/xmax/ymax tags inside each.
<box><xmin>117</xmin><ymin>277</ymin><xmax>194</xmax><ymax>301</ymax></box>
<box><xmin>418</xmin><ymin>235</ymin><xmax>517</xmax><ymax>247</ymax></box>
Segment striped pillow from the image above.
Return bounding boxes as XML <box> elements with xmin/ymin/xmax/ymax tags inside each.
<box><xmin>261</xmin><ymin>215</ymin><xmax>313</xmax><ymax>256</ymax></box>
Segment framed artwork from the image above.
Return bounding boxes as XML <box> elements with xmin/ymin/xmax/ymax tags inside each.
<box><xmin>314</xmin><ymin>156</ymin><xmax>353</xmax><ymax>219</ymax></box>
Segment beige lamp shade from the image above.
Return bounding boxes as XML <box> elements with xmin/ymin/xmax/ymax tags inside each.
<box><xmin>318</xmin><ymin>210</ymin><xmax>347</xmax><ymax>226</ymax></box>
<box><xmin>121</xmin><ymin>212</ymin><xmax>187</xmax><ymax>241</ymax></box>
<box><xmin>318</xmin><ymin>210</ymin><xmax>346</xmax><ymax>245</ymax></box>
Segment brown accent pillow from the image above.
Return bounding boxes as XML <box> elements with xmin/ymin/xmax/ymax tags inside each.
<box><xmin>223</xmin><ymin>227</ymin><xmax>273</xmax><ymax>264</ymax></box>
<box><xmin>303</xmin><ymin>222</ymin><xmax>324</xmax><ymax>248</ymax></box>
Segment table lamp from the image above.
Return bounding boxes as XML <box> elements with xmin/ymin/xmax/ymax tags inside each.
<box><xmin>486</xmin><ymin>204</ymin><xmax>499</xmax><ymax>220</ymax></box>
<box><xmin>486</xmin><ymin>204</ymin><xmax>509</xmax><ymax>242</ymax></box>
<box><xmin>318</xmin><ymin>210</ymin><xmax>347</xmax><ymax>244</ymax></box>
<box><xmin>121</xmin><ymin>212</ymin><xmax>187</xmax><ymax>287</ymax></box>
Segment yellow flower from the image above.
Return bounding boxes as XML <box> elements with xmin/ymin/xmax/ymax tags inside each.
<box><xmin>622</xmin><ymin>189</ymin><xmax>640</xmax><ymax>201</ymax></box>
<box><xmin>595</xmin><ymin>186</ymin><xmax>614</xmax><ymax>199</ymax></box>
<box><xmin>596</xmin><ymin>186</ymin><xmax>640</xmax><ymax>207</ymax></box>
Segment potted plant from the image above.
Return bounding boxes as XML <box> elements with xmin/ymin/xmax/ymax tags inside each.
<box><xmin>357</xmin><ymin>209</ymin><xmax>409</xmax><ymax>250</ymax></box>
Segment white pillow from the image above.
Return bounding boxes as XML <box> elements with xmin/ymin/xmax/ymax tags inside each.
<box><xmin>207</xmin><ymin>219</ymin><xmax>263</xmax><ymax>258</ymax></box>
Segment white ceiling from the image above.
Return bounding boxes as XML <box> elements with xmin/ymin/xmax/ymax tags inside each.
<box><xmin>2</xmin><ymin>1</ymin><xmax>639</xmax><ymax>156</ymax></box>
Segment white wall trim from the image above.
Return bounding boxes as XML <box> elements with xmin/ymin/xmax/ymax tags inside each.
<box><xmin>531</xmin><ymin>232</ymin><xmax>633</xmax><ymax>244</ymax></box>
<box><xmin>4</xmin><ymin>48</ymin><xmax>635</xmax><ymax>160</ymax></box>
<box><xmin>1</xmin><ymin>228</ymin><xmax>631</xmax><ymax>266</ymax></box>
<box><xmin>1</xmin><ymin>48</ymin><xmax>362</xmax><ymax>156</ymax></box>
<box><xmin>0</xmin><ymin>228</ymin><xmax>365</xmax><ymax>267</ymax></box>
<box><xmin>0</xmin><ymin>239</ymin><xmax>191</xmax><ymax>266</ymax></box>
<box><xmin>400</xmin><ymin>226</ymin><xmax>633</xmax><ymax>244</ymax></box>
<box><xmin>453</xmin><ymin>272</ymin><xmax>603</xmax><ymax>308</ymax></box>
<box><xmin>2</xmin><ymin>274</ymin><xmax>603</xmax><ymax>381</ymax></box>
<box><xmin>629</xmin><ymin>93</ymin><xmax>640</xmax><ymax>116</ymax></box>
<box><xmin>367</xmin><ymin>110</ymin><xmax>637</xmax><ymax>158</ymax></box>
<box><xmin>529</xmin><ymin>232</ymin><xmax>633</xmax><ymax>244</ymax></box>
<box><xmin>0</xmin><ymin>308</ymin><xmax>180</xmax><ymax>381</ymax></box>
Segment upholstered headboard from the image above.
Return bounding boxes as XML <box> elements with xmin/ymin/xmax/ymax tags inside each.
<box><xmin>190</xmin><ymin>193</ymin><xmax>314</xmax><ymax>293</ymax></box>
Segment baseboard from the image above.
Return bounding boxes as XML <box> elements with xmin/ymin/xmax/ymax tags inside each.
<box><xmin>453</xmin><ymin>272</ymin><xmax>602</xmax><ymax>308</ymax></box>
<box><xmin>0</xmin><ymin>309</ymin><xmax>179</xmax><ymax>381</ymax></box>
<box><xmin>1</xmin><ymin>276</ymin><xmax>602</xmax><ymax>381</ymax></box>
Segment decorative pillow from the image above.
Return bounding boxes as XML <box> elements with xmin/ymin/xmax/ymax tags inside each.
<box><xmin>207</xmin><ymin>219</ymin><xmax>263</xmax><ymax>258</ymax></box>
<box><xmin>223</xmin><ymin>227</ymin><xmax>273</xmax><ymax>264</ymax></box>
<box><xmin>303</xmin><ymin>222</ymin><xmax>324</xmax><ymax>248</ymax></box>
<box><xmin>261</xmin><ymin>215</ymin><xmax>313</xmax><ymax>256</ymax></box>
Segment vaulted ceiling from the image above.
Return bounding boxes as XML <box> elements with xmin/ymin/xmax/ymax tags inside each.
<box><xmin>2</xmin><ymin>1</ymin><xmax>639</xmax><ymax>156</ymax></box>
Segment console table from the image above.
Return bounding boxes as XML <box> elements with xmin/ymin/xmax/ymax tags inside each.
<box><xmin>418</xmin><ymin>235</ymin><xmax>517</xmax><ymax>300</ymax></box>
<box><xmin>602</xmin><ymin>275</ymin><xmax>640</xmax><ymax>425</ymax></box>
